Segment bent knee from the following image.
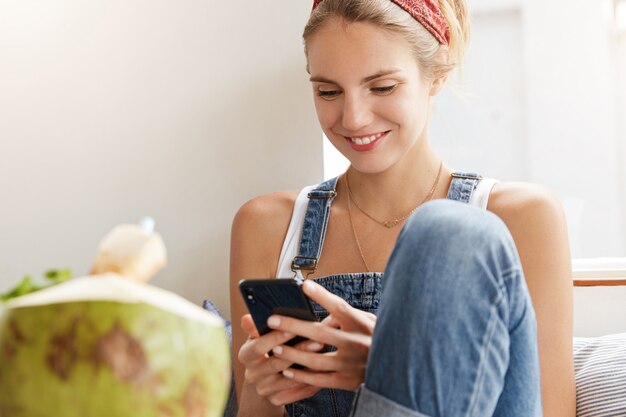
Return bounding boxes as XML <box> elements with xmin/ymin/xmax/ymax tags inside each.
<box><xmin>399</xmin><ymin>200</ymin><xmax>514</xmax><ymax>256</ymax></box>
<box><xmin>384</xmin><ymin>200</ymin><xmax>522</xmax><ymax>308</ymax></box>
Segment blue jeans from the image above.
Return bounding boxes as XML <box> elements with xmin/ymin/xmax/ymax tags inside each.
<box><xmin>351</xmin><ymin>200</ymin><xmax>542</xmax><ymax>417</ymax></box>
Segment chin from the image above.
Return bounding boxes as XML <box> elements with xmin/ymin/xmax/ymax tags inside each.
<box><xmin>346</xmin><ymin>157</ymin><xmax>397</xmax><ymax>175</ymax></box>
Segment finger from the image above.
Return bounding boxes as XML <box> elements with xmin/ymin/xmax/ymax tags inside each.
<box><xmin>238</xmin><ymin>330</ymin><xmax>296</xmax><ymax>364</ymax></box>
<box><xmin>321</xmin><ymin>313</ymin><xmax>372</xmax><ymax>332</ymax></box>
<box><xmin>266</xmin><ymin>354</ymin><xmax>292</xmax><ymax>373</ymax></box>
<box><xmin>267</xmin><ymin>385</ymin><xmax>322</xmax><ymax>406</ymax></box>
<box><xmin>291</xmin><ymin>338</ymin><xmax>326</xmax><ymax>353</ymax></box>
<box><xmin>282</xmin><ymin>368</ymin><xmax>362</xmax><ymax>391</ymax></box>
<box><xmin>321</xmin><ymin>310</ymin><xmax>376</xmax><ymax>329</ymax></box>
<box><xmin>321</xmin><ymin>314</ymin><xmax>340</xmax><ymax>329</ymax></box>
<box><xmin>244</xmin><ymin>354</ymin><xmax>294</xmax><ymax>384</ymax></box>
<box><xmin>272</xmin><ymin>344</ymin><xmax>352</xmax><ymax>372</ymax></box>
<box><xmin>255</xmin><ymin>372</ymin><xmax>309</xmax><ymax>398</ymax></box>
<box><xmin>364</xmin><ymin>311</ymin><xmax>377</xmax><ymax>324</ymax></box>
<box><xmin>302</xmin><ymin>281</ymin><xmax>373</xmax><ymax>331</ymax></box>
<box><xmin>241</xmin><ymin>314</ymin><xmax>260</xmax><ymax>338</ymax></box>
<box><xmin>267</xmin><ymin>315</ymin><xmax>370</xmax><ymax>349</ymax></box>
<box><xmin>302</xmin><ymin>340</ymin><xmax>326</xmax><ymax>352</ymax></box>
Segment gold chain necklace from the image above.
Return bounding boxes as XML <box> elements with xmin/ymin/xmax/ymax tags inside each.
<box><xmin>345</xmin><ymin>175</ymin><xmax>372</xmax><ymax>272</ymax></box>
<box><xmin>345</xmin><ymin>161</ymin><xmax>444</xmax><ymax>228</ymax></box>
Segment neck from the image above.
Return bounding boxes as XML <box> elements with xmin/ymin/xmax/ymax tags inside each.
<box><xmin>342</xmin><ymin>141</ymin><xmax>450</xmax><ymax>220</ymax></box>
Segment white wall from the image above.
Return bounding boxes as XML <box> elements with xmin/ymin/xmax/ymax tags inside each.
<box><xmin>430</xmin><ymin>7</ymin><xmax>527</xmax><ymax>180</ymax></box>
<box><xmin>0</xmin><ymin>0</ymin><xmax>323</xmax><ymax>317</ymax></box>
<box><xmin>523</xmin><ymin>0</ymin><xmax>622</xmax><ymax>258</ymax></box>
<box><xmin>430</xmin><ymin>0</ymin><xmax>625</xmax><ymax>258</ymax></box>
<box><xmin>618</xmin><ymin>27</ymin><xmax>626</xmax><ymax>248</ymax></box>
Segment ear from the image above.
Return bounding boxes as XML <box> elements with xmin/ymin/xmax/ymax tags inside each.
<box><xmin>429</xmin><ymin>73</ymin><xmax>448</xmax><ymax>96</ymax></box>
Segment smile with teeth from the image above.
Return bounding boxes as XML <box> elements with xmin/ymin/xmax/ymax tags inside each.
<box><xmin>349</xmin><ymin>132</ymin><xmax>385</xmax><ymax>145</ymax></box>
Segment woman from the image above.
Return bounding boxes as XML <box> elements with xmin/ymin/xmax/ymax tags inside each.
<box><xmin>230</xmin><ymin>0</ymin><xmax>576</xmax><ymax>416</ymax></box>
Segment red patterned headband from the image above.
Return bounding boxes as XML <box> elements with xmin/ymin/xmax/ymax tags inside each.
<box><xmin>312</xmin><ymin>0</ymin><xmax>450</xmax><ymax>45</ymax></box>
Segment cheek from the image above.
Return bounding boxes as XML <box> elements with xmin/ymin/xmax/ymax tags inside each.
<box><xmin>378</xmin><ymin>97</ymin><xmax>417</xmax><ymax>128</ymax></box>
<box><xmin>392</xmin><ymin>91</ymin><xmax>429</xmax><ymax>126</ymax></box>
<box><xmin>314</xmin><ymin>100</ymin><xmax>339</xmax><ymax>129</ymax></box>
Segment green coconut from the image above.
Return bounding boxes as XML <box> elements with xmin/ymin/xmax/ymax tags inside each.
<box><xmin>0</xmin><ymin>273</ymin><xmax>230</xmax><ymax>417</ymax></box>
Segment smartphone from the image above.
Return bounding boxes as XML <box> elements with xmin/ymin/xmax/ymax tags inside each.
<box><xmin>238</xmin><ymin>278</ymin><xmax>317</xmax><ymax>347</ymax></box>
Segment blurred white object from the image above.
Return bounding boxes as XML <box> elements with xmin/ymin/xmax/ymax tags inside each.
<box><xmin>139</xmin><ymin>216</ymin><xmax>155</xmax><ymax>234</ymax></box>
<box><xmin>91</xmin><ymin>219</ymin><xmax>167</xmax><ymax>283</ymax></box>
<box><xmin>616</xmin><ymin>0</ymin><xmax>626</xmax><ymax>32</ymax></box>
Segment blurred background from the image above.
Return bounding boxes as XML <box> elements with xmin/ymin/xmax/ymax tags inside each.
<box><xmin>1</xmin><ymin>0</ymin><xmax>625</xmax><ymax>319</ymax></box>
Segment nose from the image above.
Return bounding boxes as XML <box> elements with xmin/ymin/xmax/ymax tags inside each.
<box><xmin>341</xmin><ymin>92</ymin><xmax>373</xmax><ymax>132</ymax></box>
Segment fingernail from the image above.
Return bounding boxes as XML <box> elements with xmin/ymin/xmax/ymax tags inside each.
<box><xmin>267</xmin><ymin>316</ymin><xmax>281</xmax><ymax>328</ymax></box>
<box><xmin>284</xmin><ymin>332</ymin><xmax>294</xmax><ymax>339</ymax></box>
<box><xmin>303</xmin><ymin>280</ymin><xmax>316</xmax><ymax>293</ymax></box>
<box><xmin>272</xmin><ymin>346</ymin><xmax>283</xmax><ymax>355</ymax></box>
<box><xmin>282</xmin><ymin>370</ymin><xmax>294</xmax><ymax>378</ymax></box>
<box><xmin>307</xmin><ymin>342</ymin><xmax>323</xmax><ymax>351</ymax></box>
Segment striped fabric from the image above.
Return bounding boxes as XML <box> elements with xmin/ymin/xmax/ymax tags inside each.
<box><xmin>574</xmin><ymin>333</ymin><xmax>626</xmax><ymax>416</ymax></box>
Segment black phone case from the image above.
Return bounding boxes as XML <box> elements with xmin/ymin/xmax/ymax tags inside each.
<box><xmin>239</xmin><ymin>278</ymin><xmax>330</xmax><ymax>369</ymax></box>
<box><xmin>239</xmin><ymin>278</ymin><xmax>317</xmax><ymax>348</ymax></box>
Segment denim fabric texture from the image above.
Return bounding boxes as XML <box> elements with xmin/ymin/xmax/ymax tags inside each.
<box><xmin>285</xmin><ymin>173</ymin><xmax>541</xmax><ymax>417</ymax></box>
<box><xmin>285</xmin><ymin>274</ymin><xmax>383</xmax><ymax>417</ymax></box>
<box><xmin>446</xmin><ymin>173</ymin><xmax>482</xmax><ymax>203</ymax></box>
<box><xmin>355</xmin><ymin>200</ymin><xmax>542</xmax><ymax>417</ymax></box>
<box><xmin>350</xmin><ymin>385</ymin><xmax>430</xmax><ymax>417</ymax></box>
<box><xmin>292</xmin><ymin>177</ymin><xmax>339</xmax><ymax>272</ymax></box>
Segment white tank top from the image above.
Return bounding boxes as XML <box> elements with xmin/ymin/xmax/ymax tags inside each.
<box><xmin>275</xmin><ymin>177</ymin><xmax>499</xmax><ymax>279</ymax></box>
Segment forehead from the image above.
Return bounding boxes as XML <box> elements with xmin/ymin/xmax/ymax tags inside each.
<box><xmin>306</xmin><ymin>18</ymin><xmax>418</xmax><ymax>81</ymax></box>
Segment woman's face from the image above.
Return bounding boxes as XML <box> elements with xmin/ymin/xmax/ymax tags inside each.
<box><xmin>307</xmin><ymin>18</ymin><xmax>437</xmax><ymax>174</ymax></box>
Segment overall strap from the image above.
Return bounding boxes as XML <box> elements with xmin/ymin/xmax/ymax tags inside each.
<box><xmin>447</xmin><ymin>172</ymin><xmax>483</xmax><ymax>203</ymax></box>
<box><xmin>291</xmin><ymin>176</ymin><xmax>340</xmax><ymax>276</ymax></box>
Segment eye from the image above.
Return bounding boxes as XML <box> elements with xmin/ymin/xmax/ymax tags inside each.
<box><xmin>317</xmin><ymin>89</ymin><xmax>342</xmax><ymax>100</ymax></box>
<box><xmin>371</xmin><ymin>84</ymin><xmax>398</xmax><ymax>95</ymax></box>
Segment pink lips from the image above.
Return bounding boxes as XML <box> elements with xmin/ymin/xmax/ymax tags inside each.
<box><xmin>345</xmin><ymin>131</ymin><xmax>389</xmax><ymax>152</ymax></box>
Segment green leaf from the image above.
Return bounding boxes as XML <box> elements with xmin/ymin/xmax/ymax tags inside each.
<box><xmin>1</xmin><ymin>276</ymin><xmax>40</xmax><ymax>301</ymax></box>
<box><xmin>1</xmin><ymin>269</ymin><xmax>73</xmax><ymax>302</ymax></box>
<box><xmin>44</xmin><ymin>269</ymin><xmax>72</xmax><ymax>284</ymax></box>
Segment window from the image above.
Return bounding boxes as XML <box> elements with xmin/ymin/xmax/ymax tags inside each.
<box><xmin>323</xmin><ymin>0</ymin><xmax>626</xmax><ymax>266</ymax></box>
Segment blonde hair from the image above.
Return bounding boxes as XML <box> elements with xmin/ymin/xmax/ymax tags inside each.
<box><xmin>303</xmin><ymin>0</ymin><xmax>470</xmax><ymax>80</ymax></box>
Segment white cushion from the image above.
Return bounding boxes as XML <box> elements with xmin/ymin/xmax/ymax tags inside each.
<box><xmin>574</xmin><ymin>333</ymin><xmax>626</xmax><ymax>416</ymax></box>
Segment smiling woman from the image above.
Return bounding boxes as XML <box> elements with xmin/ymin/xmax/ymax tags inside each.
<box><xmin>229</xmin><ymin>0</ymin><xmax>576</xmax><ymax>416</ymax></box>
<box><xmin>307</xmin><ymin>20</ymin><xmax>436</xmax><ymax>176</ymax></box>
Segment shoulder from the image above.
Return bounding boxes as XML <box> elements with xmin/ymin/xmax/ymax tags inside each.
<box><xmin>233</xmin><ymin>190</ymin><xmax>299</xmax><ymax>230</ymax></box>
<box><xmin>487</xmin><ymin>181</ymin><xmax>565</xmax><ymax>227</ymax></box>
<box><xmin>486</xmin><ymin>181</ymin><xmax>570</xmax><ymax>279</ymax></box>
<box><xmin>230</xmin><ymin>190</ymin><xmax>300</xmax><ymax>278</ymax></box>
<box><xmin>486</xmin><ymin>181</ymin><xmax>571</xmax><ymax>286</ymax></box>
<box><xmin>232</xmin><ymin>190</ymin><xmax>300</xmax><ymax>246</ymax></box>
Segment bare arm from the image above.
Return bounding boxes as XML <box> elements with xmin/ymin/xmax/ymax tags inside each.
<box><xmin>229</xmin><ymin>191</ymin><xmax>301</xmax><ymax>417</ymax></box>
<box><xmin>490</xmin><ymin>183</ymin><xmax>576</xmax><ymax>417</ymax></box>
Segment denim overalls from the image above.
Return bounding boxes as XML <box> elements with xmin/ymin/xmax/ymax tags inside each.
<box><xmin>285</xmin><ymin>173</ymin><xmax>483</xmax><ymax>417</ymax></box>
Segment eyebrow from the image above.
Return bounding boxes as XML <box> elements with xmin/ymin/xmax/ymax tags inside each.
<box><xmin>309</xmin><ymin>68</ymin><xmax>402</xmax><ymax>85</ymax></box>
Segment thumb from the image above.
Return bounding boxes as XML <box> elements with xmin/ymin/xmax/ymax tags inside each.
<box><xmin>241</xmin><ymin>314</ymin><xmax>260</xmax><ymax>338</ymax></box>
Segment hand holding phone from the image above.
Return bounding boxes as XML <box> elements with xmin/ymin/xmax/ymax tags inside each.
<box><xmin>239</xmin><ymin>278</ymin><xmax>318</xmax><ymax>348</ymax></box>
<box><xmin>240</xmin><ymin>279</ymin><xmax>374</xmax><ymax>393</ymax></box>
